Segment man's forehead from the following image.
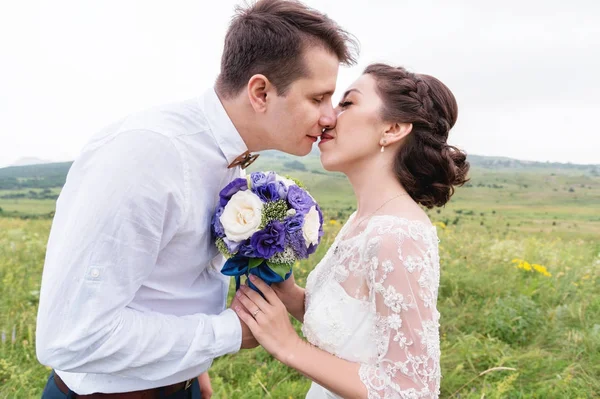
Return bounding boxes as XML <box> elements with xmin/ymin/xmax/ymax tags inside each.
<box><xmin>295</xmin><ymin>78</ymin><xmax>336</xmax><ymax>96</ymax></box>
<box><xmin>299</xmin><ymin>47</ymin><xmax>339</xmax><ymax>91</ymax></box>
<box><xmin>298</xmin><ymin>71</ymin><xmax>339</xmax><ymax>95</ymax></box>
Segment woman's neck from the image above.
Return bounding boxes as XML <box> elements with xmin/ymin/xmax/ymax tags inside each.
<box><xmin>345</xmin><ymin>160</ymin><xmax>408</xmax><ymax>221</ymax></box>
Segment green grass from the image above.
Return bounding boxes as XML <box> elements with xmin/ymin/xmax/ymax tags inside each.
<box><xmin>0</xmin><ymin>199</ymin><xmax>56</xmax><ymax>216</ymax></box>
<box><xmin>1</xmin><ymin>164</ymin><xmax>599</xmax><ymax>398</ymax></box>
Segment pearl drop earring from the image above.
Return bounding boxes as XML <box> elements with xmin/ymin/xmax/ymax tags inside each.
<box><xmin>380</xmin><ymin>139</ymin><xmax>387</xmax><ymax>153</ymax></box>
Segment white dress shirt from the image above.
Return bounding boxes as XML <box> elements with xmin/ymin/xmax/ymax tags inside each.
<box><xmin>36</xmin><ymin>88</ymin><xmax>247</xmax><ymax>394</ymax></box>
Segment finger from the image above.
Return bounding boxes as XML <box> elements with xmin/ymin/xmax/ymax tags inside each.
<box><xmin>236</xmin><ymin>289</ymin><xmax>263</xmax><ymax>316</ymax></box>
<box><xmin>231</xmin><ymin>295</ymin><xmax>251</xmax><ymax>312</ymax></box>
<box><xmin>249</xmin><ymin>275</ymin><xmax>281</xmax><ymax>306</ymax></box>
<box><xmin>233</xmin><ymin>304</ymin><xmax>259</xmax><ymax>331</ymax></box>
<box><xmin>239</xmin><ymin>284</ymin><xmax>271</xmax><ymax>311</ymax></box>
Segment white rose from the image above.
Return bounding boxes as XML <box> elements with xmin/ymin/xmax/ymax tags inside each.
<box><xmin>275</xmin><ymin>175</ymin><xmax>296</xmax><ymax>188</ymax></box>
<box><xmin>220</xmin><ymin>190</ymin><xmax>264</xmax><ymax>241</ymax></box>
<box><xmin>302</xmin><ymin>205</ymin><xmax>321</xmax><ymax>248</ymax></box>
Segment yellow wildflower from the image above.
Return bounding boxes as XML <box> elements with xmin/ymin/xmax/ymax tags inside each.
<box><xmin>532</xmin><ymin>264</ymin><xmax>552</xmax><ymax>277</ymax></box>
<box><xmin>513</xmin><ymin>259</ymin><xmax>551</xmax><ymax>277</ymax></box>
<box><xmin>518</xmin><ymin>261</ymin><xmax>532</xmax><ymax>271</ymax></box>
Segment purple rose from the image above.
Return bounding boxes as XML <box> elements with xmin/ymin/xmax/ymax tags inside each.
<box><xmin>250</xmin><ymin>172</ymin><xmax>276</xmax><ymax>188</ymax></box>
<box><xmin>254</xmin><ymin>182</ymin><xmax>281</xmax><ymax>202</ymax></box>
<box><xmin>274</xmin><ymin>181</ymin><xmax>288</xmax><ymax>200</ymax></box>
<box><xmin>288</xmin><ymin>229</ymin><xmax>308</xmax><ymax>258</ymax></box>
<box><xmin>238</xmin><ymin>240</ymin><xmax>257</xmax><ymax>258</ymax></box>
<box><xmin>250</xmin><ymin>221</ymin><xmax>286</xmax><ymax>259</ymax></box>
<box><xmin>287</xmin><ymin>185</ymin><xmax>315</xmax><ymax>214</ymax></box>
<box><xmin>212</xmin><ymin>207</ymin><xmax>225</xmax><ymax>237</ymax></box>
<box><xmin>219</xmin><ymin>178</ymin><xmax>248</xmax><ymax>207</ymax></box>
<box><xmin>284</xmin><ymin>214</ymin><xmax>304</xmax><ymax>233</ymax></box>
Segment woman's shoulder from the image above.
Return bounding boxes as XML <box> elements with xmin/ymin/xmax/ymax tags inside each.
<box><xmin>365</xmin><ymin>212</ymin><xmax>437</xmax><ymax>238</ymax></box>
<box><xmin>340</xmin><ymin>207</ymin><xmax>439</xmax><ymax>247</ymax></box>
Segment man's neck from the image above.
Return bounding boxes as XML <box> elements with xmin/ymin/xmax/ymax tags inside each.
<box><xmin>217</xmin><ymin>91</ymin><xmax>267</xmax><ymax>152</ymax></box>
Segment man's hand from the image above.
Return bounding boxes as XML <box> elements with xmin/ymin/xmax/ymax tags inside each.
<box><xmin>231</xmin><ymin>294</ymin><xmax>259</xmax><ymax>349</ymax></box>
<box><xmin>197</xmin><ymin>372</ymin><xmax>213</xmax><ymax>399</ymax></box>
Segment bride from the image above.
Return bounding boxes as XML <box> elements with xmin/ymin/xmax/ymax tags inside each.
<box><xmin>232</xmin><ymin>63</ymin><xmax>469</xmax><ymax>398</ymax></box>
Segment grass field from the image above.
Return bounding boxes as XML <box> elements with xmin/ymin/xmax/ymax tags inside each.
<box><xmin>1</xmin><ymin>159</ymin><xmax>599</xmax><ymax>398</ymax></box>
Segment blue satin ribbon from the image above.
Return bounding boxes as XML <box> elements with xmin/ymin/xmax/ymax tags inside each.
<box><xmin>221</xmin><ymin>255</ymin><xmax>292</xmax><ymax>294</ymax></box>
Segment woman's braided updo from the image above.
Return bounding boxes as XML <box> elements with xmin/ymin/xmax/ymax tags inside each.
<box><xmin>364</xmin><ymin>63</ymin><xmax>470</xmax><ymax>208</ymax></box>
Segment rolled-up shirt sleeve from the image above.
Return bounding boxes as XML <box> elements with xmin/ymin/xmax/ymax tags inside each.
<box><xmin>36</xmin><ymin>129</ymin><xmax>241</xmax><ymax>379</ymax></box>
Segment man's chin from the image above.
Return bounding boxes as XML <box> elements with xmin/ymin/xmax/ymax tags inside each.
<box><xmin>286</xmin><ymin>144</ymin><xmax>312</xmax><ymax>157</ymax></box>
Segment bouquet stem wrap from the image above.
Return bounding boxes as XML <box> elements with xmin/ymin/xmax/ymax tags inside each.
<box><xmin>220</xmin><ymin>255</ymin><xmax>292</xmax><ymax>292</ymax></box>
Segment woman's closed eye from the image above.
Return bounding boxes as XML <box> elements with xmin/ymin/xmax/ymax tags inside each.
<box><xmin>338</xmin><ymin>101</ymin><xmax>353</xmax><ymax>108</ymax></box>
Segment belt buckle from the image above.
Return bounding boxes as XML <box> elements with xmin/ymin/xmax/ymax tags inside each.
<box><xmin>184</xmin><ymin>378</ymin><xmax>193</xmax><ymax>390</ymax></box>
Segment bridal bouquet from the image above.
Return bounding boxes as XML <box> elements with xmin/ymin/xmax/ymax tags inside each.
<box><xmin>212</xmin><ymin>171</ymin><xmax>323</xmax><ymax>292</ymax></box>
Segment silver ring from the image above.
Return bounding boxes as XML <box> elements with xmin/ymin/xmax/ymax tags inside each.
<box><xmin>252</xmin><ymin>309</ymin><xmax>260</xmax><ymax>317</ymax></box>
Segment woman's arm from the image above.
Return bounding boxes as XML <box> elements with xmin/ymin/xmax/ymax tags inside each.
<box><xmin>271</xmin><ymin>273</ymin><xmax>306</xmax><ymax>322</ymax></box>
<box><xmin>235</xmin><ymin>278</ymin><xmax>368</xmax><ymax>398</ymax></box>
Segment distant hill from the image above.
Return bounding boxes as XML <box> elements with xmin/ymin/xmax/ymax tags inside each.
<box><xmin>0</xmin><ymin>162</ymin><xmax>73</xmax><ymax>190</ymax></box>
<box><xmin>0</xmin><ymin>152</ymin><xmax>597</xmax><ymax>190</ymax></box>
<box><xmin>465</xmin><ymin>154</ymin><xmax>599</xmax><ymax>172</ymax></box>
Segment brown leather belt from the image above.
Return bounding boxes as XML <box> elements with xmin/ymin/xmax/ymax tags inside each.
<box><xmin>53</xmin><ymin>371</ymin><xmax>193</xmax><ymax>398</ymax></box>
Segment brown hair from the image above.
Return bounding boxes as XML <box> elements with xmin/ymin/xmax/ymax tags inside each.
<box><xmin>364</xmin><ymin>63</ymin><xmax>470</xmax><ymax>208</ymax></box>
<box><xmin>216</xmin><ymin>0</ymin><xmax>358</xmax><ymax>98</ymax></box>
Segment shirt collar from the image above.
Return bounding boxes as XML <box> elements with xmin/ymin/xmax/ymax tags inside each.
<box><xmin>203</xmin><ymin>87</ymin><xmax>249</xmax><ymax>166</ymax></box>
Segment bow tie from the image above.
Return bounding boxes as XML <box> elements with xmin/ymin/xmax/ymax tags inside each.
<box><xmin>227</xmin><ymin>150</ymin><xmax>260</xmax><ymax>169</ymax></box>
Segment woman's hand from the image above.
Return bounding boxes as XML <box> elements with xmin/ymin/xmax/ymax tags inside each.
<box><xmin>197</xmin><ymin>372</ymin><xmax>213</xmax><ymax>399</ymax></box>
<box><xmin>272</xmin><ymin>272</ymin><xmax>306</xmax><ymax>322</ymax></box>
<box><xmin>233</xmin><ymin>275</ymin><xmax>302</xmax><ymax>362</ymax></box>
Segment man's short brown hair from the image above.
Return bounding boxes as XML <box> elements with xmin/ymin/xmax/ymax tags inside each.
<box><xmin>215</xmin><ymin>0</ymin><xmax>358</xmax><ymax>98</ymax></box>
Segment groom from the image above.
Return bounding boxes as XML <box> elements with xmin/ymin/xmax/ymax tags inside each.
<box><xmin>36</xmin><ymin>0</ymin><xmax>357</xmax><ymax>398</ymax></box>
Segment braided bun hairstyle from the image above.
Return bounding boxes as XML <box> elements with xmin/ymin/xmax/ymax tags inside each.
<box><xmin>364</xmin><ymin>63</ymin><xmax>469</xmax><ymax>208</ymax></box>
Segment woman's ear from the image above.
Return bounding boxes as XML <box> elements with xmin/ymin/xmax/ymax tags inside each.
<box><xmin>381</xmin><ymin>122</ymin><xmax>413</xmax><ymax>146</ymax></box>
<box><xmin>247</xmin><ymin>74</ymin><xmax>272</xmax><ymax>113</ymax></box>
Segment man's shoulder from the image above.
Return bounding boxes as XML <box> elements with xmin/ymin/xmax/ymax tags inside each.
<box><xmin>118</xmin><ymin>97</ymin><xmax>210</xmax><ymax>139</ymax></box>
<box><xmin>81</xmin><ymin>96</ymin><xmax>216</xmax><ymax>155</ymax></box>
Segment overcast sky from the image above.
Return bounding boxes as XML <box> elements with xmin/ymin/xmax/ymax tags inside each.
<box><xmin>1</xmin><ymin>0</ymin><xmax>598</xmax><ymax>167</ymax></box>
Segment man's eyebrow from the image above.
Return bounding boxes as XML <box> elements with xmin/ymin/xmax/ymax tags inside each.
<box><xmin>312</xmin><ymin>90</ymin><xmax>335</xmax><ymax>97</ymax></box>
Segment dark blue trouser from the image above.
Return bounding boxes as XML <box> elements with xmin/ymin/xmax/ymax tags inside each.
<box><xmin>42</xmin><ymin>371</ymin><xmax>201</xmax><ymax>399</ymax></box>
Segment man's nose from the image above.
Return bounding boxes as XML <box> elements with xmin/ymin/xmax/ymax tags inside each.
<box><xmin>319</xmin><ymin>104</ymin><xmax>337</xmax><ymax>130</ymax></box>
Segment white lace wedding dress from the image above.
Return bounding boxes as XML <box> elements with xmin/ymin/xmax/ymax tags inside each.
<box><xmin>302</xmin><ymin>213</ymin><xmax>441</xmax><ymax>398</ymax></box>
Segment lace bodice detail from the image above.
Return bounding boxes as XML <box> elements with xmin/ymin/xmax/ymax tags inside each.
<box><xmin>302</xmin><ymin>214</ymin><xmax>441</xmax><ymax>398</ymax></box>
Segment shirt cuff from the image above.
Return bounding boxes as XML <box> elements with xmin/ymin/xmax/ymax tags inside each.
<box><xmin>211</xmin><ymin>308</ymin><xmax>242</xmax><ymax>357</ymax></box>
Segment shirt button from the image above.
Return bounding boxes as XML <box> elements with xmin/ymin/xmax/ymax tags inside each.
<box><xmin>91</xmin><ymin>268</ymin><xmax>100</xmax><ymax>278</ymax></box>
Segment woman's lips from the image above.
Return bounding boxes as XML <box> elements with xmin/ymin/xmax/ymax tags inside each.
<box><xmin>319</xmin><ymin>133</ymin><xmax>334</xmax><ymax>146</ymax></box>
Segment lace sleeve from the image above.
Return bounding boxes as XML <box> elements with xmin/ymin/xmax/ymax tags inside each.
<box><xmin>358</xmin><ymin>221</ymin><xmax>441</xmax><ymax>398</ymax></box>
